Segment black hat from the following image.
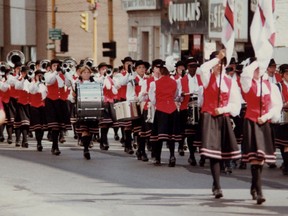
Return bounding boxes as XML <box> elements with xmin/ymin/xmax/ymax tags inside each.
<box><xmin>185</xmin><ymin>58</ymin><xmax>199</xmax><ymax>67</ymax></box>
<box><xmin>229</xmin><ymin>57</ymin><xmax>236</xmax><ymax>65</ymax></box>
<box><xmin>144</xmin><ymin>61</ymin><xmax>150</xmax><ymax>70</ymax></box>
<box><xmin>269</xmin><ymin>58</ymin><xmax>276</xmax><ymax>66</ymax></box>
<box><xmin>98</xmin><ymin>62</ymin><xmax>112</xmax><ymax>70</ymax></box>
<box><xmin>50</xmin><ymin>58</ymin><xmax>61</xmax><ymax>65</ymax></box>
<box><xmin>134</xmin><ymin>60</ymin><xmax>146</xmax><ymax>68</ymax></box>
<box><xmin>14</xmin><ymin>62</ymin><xmax>22</xmax><ymax>68</ymax></box>
<box><xmin>121</xmin><ymin>56</ymin><xmax>134</xmax><ymax>64</ymax></box>
<box><xmin>210</xmin><ymin>51</ymin><xmax>219</xmax><ymax>60</ymax></box>
<box><xmin>279</xmin><ymin>64</ymin><xmax>288</xmax><ymax>74</ymax></box>
<box><xmin>152</xmin><ymin>59</ymin><xmax>165</xmax><ymax>68</ymax></box>
<box><xmin>175</xmin><ymin>60</ymin><xmax>186</xmax><ymax>68</ymax></box>
<box><xmin>20</xmin><ymin>66</ymin><xmax>29</xmax><ymax>72</ymax></box>
<box><xmin>34</xmin><ymin>69</ymin><xmax>45</xmax><ymax>75</ymax></box>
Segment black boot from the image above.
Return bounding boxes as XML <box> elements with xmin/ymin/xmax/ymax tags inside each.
<box><xmin>124</xmin><ymin>130</ymin><xmax>134</xmax><ymax>154</ymax></box>
<box><xmin>15</xmin><ymin>128</ymin><xmax>21</xmax><ymax>147</ymax></box>
<box><xmin>51</xmin><ymin>130</ymin><xmax>61</xmax><ymax>155</ymax></box>
<box><xmin>82</xmin><ymin>136</ymin><xmax>91</xmax><ymax>160</ymax></box>
<box><xmin>251</xmin><ymin>164</ymin><xmax>265</xmax><ymax>204</ymax></box>
<box><xmin>210</xmin><ymin>159</ymin><xmax>223</xmax><ymax>198</ymax></box>
<box><xmin>35</xmin><ymin>130</ymin><xmax>43</xmax><ymax>151</ymax></box>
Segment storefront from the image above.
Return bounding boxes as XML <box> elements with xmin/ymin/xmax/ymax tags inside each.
<box><xmin>161</xmin><ymin>0</ymin><xmax>209</xmax><ymax>63</ymax></box>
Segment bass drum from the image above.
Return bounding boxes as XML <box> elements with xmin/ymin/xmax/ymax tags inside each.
<box><xmin>76</xmin><ymin>82</ymin><xmax>104</xmax><ymax>120</ymax></box>
<box><xmin>186</xmin><ymin>101</ymin><xmax>199</xmax><ymax>125</ymax></box>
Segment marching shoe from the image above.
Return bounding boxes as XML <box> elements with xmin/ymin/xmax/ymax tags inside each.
<box><xmin>141</xmin><ymin>153</ymin><xmax>149</xmax><ymax>162</ymax></box>
<box><xmin>188</xmin><ymin>157</ymin><xmax>197</xmax><ymax>166</ymax></box>
<box><xmin>267</xmin><ymin>163</ymin><xmax>277</xmax><ymax>169</ymax></box>
<box><xmin>15</xmin><ymin>142</ymin><xmax>20</xmax><ymax>147</ymax></box>
<box><xmin>135</xmin><ymin>150</ymin><xmax>142</xmax><ymax>160</ymax></box>
<box><xmin>178</xmin><ymin>148</ymin><xmax>185</xmax><ymax>156</ymax></box>
<box><xmin>7</xmin><ymin>138</ymin><xmax>12</xmax><ymax>144</ymax></box>
<box><xmin>125</xmin><ymin>148</ymin><xmax>134</xmax><ymax>155</ymax></box>
<box><xmin>83</xmin><ymin>151</ymin><xmax>91</xmax><ymax>160</ymax></box>
<box><xmin>114</xmin><ymin>134</ymin><xmax>120</xmax><ymax>141</ymax></box>
<box><xmin>256</xmin><ymin>195</ymin><xmax>266</xmax><ymax>205</ymax></box>
<box><xmin>51</xmin><ymin>148</ymin><xmax>61</xmax><ymax>156</ymax></box>
<box><xmin>59</xmin><ymin>136</ymin><xmax>66</xmax><ymax>143</ymax></box>
<box><xmin>103</xmin><ymin>143</ymin><xmax>109</xmax><ymax>150</ymax></box>
<box><xmin>37</xmin><ymin>145</ymin><xmax>43</xmax><ymax>152</ymax></box>
<box><xmin>153</xmin><ymin>159</ymin><xmax>161</xmax><ymax>166</ymax></box>
<box><xmin>199</xmin><ymin>156</ymin><xmax>205</xmax><ymax>167</ymax></box>
<box><xmin>168</xmin><ymin>156</ymin><xmax>176</xmax><ymax>167</ymax></box>
<box><xmin>22</xmin><ymin>142</ymin><xmax>29</xmax><ymax>148</ymax></box>
<box><xmin>214</xmin><ymin>189</ymin><xmax>223</xmax><ymax>199</ymax></box>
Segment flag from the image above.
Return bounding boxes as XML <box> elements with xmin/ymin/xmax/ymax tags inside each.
<box><xmin>221</xmin><ymin>0</ymin><xmax>235</xmax><ymax>67</ymax></box>
<box><xmin>250</xmin><ymin>0</ymin><xmax>276</xmax><ymax>75</ymax></box>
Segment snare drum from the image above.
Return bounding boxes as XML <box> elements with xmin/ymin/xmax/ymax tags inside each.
<box><xmin>279</xmin><ymin>110</ymin><xmax>288</xmax><ymax>125</ymax></box>
<box><xmin>76</xmin><ymin>82</ymin><xmax>104</xmax><ymax>120</ymax></box>
<box><xmin>114</xmin><ymin>101</ymin><xmax>140</xmax><ymax>121</ymax></box>
<box><xmin>187</xmin><ymin>101</ymin><xmax>199</xmax><ymax>125</ymax></box>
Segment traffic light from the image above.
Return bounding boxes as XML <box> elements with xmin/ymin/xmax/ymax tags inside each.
<box><xmin>80</xmin><ymin>12</ymin><xmax>89</xmax><ymax>32</ymax></box>
<box><xmin>60</xmin><ymin>34</ymin><xmax>69</xmax><ymax>52</ymax></box>
<box><xmin>102</xmin><ymin>41</ymin><xmax>116</xmax><ymax>58</ymax></box>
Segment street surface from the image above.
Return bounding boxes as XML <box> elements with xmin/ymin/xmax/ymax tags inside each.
<box><xmin>0</xmin><ymin>130</ymin><xmax>287</xmax><ymax>216</ymax></box>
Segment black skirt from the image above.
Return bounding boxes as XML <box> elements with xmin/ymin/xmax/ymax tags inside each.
<box><xmin>45</xmin><ymin>98</ymin><xmax>71</xmax><ymax>130</ymax></box>
<box><xmin>75</xmin><ymin>120</ymin><xmax>99</xmax><ymax>135</ymax></box>
<box><xmin>3</xmin><ymin>102</ymin><xmax>13</xmax><ymax>126</ymax></box>
<box><xmin>14</xmin><ymin>103</ymin><xmax>30</xmax><ymax>128</ymax></box>
<box><xmin>200</xmin><ymin>112</ymin><xmax>241</xmax><ymax>160</ymax></box>
<box><xmin>29</xmin><ymin>106</ymin><xmax>47</xmax><ymax>131</ymax></box>
<box><xmin>150</xmin><ymin>110</ymin><xmax>182</xmax><ymax>142</ymax></box>
<box><xmin>242</xmin><ymin>119</ymin><xmax>276</xmax><ymax>163</ymax></box>
<box><xmin>272</xmin><ymin>123</ymin><xmax>288</xmax><ymax>148</ymax></box>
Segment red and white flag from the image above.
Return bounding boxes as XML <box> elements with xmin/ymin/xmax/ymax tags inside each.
<box><xmin>221</xmin><ymin>0</ymin><xmax>235</xmax><ymax>67</ymax></box>
<box><xmin>250</xmin><ymin>0</ymin><xmax>276</xmax><ymax>75</ymax></box>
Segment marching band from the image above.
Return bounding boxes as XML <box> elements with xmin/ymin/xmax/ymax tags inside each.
<box><xmin>0</xmin><ymin>49</ymin><xmax>287</xmax><ymax>205</ymax></box>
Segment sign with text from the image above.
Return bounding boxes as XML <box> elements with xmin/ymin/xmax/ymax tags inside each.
<box><xmin>49</xmin><ymin>28</ymin><xmax>62</xmax><ymax>40</ymax></box>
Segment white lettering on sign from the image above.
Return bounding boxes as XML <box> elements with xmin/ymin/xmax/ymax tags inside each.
<box><xmin>168</xmin><ymin>1</ymin><xmax>201</xmax><ymax>24</ymax></box>
<box><xmin>122</xmin><ymin>0</ymin><xmax>156</xmax><ymax>11</ymax></box>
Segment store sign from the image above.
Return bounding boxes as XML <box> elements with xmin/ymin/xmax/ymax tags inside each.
<box><xmin>122</xmin><ymin>0</ymin><xmax>159</xmax><ymax>11</ymax></box>
<box><xmin>161</xmin><ymin>0</ymin><xmax>209</xmax><ymax>35</ymax></box>
<box><xmin>208</xmin><ymin>0</ymin><xmax>248</xmax><ymax>41</ymax></box>
<box><xmin>168</xmin><ymin>1</ymin><xmax>201</xmax><ymax>24</ymax></box>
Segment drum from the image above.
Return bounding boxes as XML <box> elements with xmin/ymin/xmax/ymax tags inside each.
<box><xmin>114</xmin><ymin>101</ymin><xmax>140</xmax><ymax>121</ymax></box>
<box><xmin>187</xmin><ymin>101</ymin><xmax>199</xmax><ymax>125</ymax></box>
<box><xmin>146</xmin><ymin>103</ymin><xmax>155</xmax><ymax>123</ymax></box>
<box><xmin>76</xmin><ymin>82</ymin><xmax>104</xmax><ymax>120</ymax></box>
<box><xmin>279</xmin><ymin>110</ymin><xmax>288</xmax><ymax>125</ymax></box>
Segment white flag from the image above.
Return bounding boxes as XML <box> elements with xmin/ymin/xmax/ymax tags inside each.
<box><xmin>221</xmin><ymin>0</ymin><xmax>235</xmax><ymax>67</ymax></box>
<box><xmin>250</xmin><ymin>0</ymin><xmax>276</xmax><ymax>75</ymax></box>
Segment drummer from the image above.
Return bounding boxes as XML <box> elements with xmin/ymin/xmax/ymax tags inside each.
<box><xmin>97</xmin><ymin>62</ymin><xmax>118</xmax><ymax>151</ymax></box>
<box><xmin>273</xmin><ymin>64</ymin><xmax>288</xmax><ymax>175</ymax></box>
<box><xmin>75</xmin><ymin>66</ymin><xmax>99</xmax><ymax>160</ymax></box>
<box><xmin>179</xmin><ymin>58</ymin><xmax>202</xmax><ymax>165</ymax></box>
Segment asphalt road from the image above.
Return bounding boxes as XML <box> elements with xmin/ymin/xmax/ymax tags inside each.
<box><xmin>0</xmin><ymin>130</ymin><xmax>287</xmax><ymax>216</ymax></box>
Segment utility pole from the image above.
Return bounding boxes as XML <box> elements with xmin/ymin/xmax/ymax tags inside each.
<box><xmin>108</xmin><ymin>0</ymin><xmax>114</xmax><ymax>66</ymax></box>
<box><xmin>93</xmin><ymin>7</ymin><xmax>98</xmax><ymax>65</ymax></box>
<box><xmin>51</xmin><ymin>0</ymin><xmax>56</xmax><ymax>59</ymax></box>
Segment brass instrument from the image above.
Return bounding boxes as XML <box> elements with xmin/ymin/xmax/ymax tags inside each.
<box><xmin>27</xmin><ymin>61</ymin><xmax>36</xmax><ymax>79</ymax></box>
<box><xmin>0</xmin><ymin>61</ymin><xmax>9</xmax><ymax>74</ymax></box>
<box><xmin>39</xmin><ymin>59</ymin><xmax>51</xmax><ymax>72</ymax></box>
<box><xmin>83</xmin><ymin>57</ymin><xmax>94</xmax><ymax>68</ymax></box>
<box><xmin>6</xmin><ymin>50</ymin><xmax>25</xmax><ymax>68</ymax></box>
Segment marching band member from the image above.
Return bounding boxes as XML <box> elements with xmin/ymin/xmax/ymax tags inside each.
<box><xmin>149</xmin><ymin>62</ymin><xmax>182</xmax><ymax>167</ymax></box>
<box><xmin>179</xmin><ymin>58</ymin><xmax>202</xmax><ymax>165</ymax></box>
<box><xmin>272</xmin><ymin>64</ymin><xmax>288</xmax><ymax>175</ymax></box>
<box><xmin>44</xmin><ymin>59</ymin><xmax>72</xmax><ymax>156</ymax></box>
<box><xmin>240</xmin><ymin>58</ymin><xmax>282</xmax><ymax>204</ymax></box>
<box><xmin>0</xmin><ymin>68</ymin><xmax>10</xmax><ymax>140</ymax></box>
<box><xmin>75</xmin><ymin>65</ymin><xmax>100</xmax><ymax>160</ymax></box>
<box><xmin>14</xmin><ymin>66</ymin><xmax>30</xmax><ymax>148</ymax></box>
<box><xmin>199</xmin><ymin>50</ymin><xmax>242</xmax><ymax>199</ymax></box>
<box><xmin>29</xmin><ymin>69</ymin><xmax>47</xmax><ymax>151</ymax></box>
<box><xmin>266</xmin><ymin>59</ymin><xmax>281</xmax><ymax>84</ymax></box>
<box><xmin>97</xmin><ymin>62</ymin><xmax>117</xmax><ymax>151</ymax></box>
<box><xmin>125</xmin><ymin>60</ymin><xmax>148</xmax><ymax>159</ymax></box>
<box><xmin>136</xmin><ymin>59</ymin><xmax>160</xmax><ymax>161</ymax></box>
